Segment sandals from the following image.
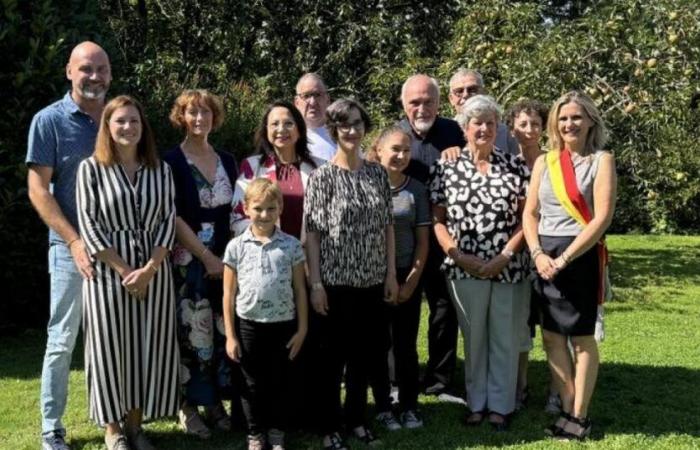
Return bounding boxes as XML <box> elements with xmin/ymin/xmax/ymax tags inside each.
<box><xmin>556</xmin><ymin>415</ymin><xmax>592</xmax><ymax>441</ymax></box>
<box><xmin>352</xmin><ymin>425</ymin><xmax>381</xmax><ymax>446</ymax></box>
<box><xmin>178</xmin><ymin>407</ymin><xmax>212</xmax><ymax>440</ymax></box>
<box><xmin>488</xmin><ymin>412</ymin><xmax>510</xmax><ymax>432</ymax></box>
<box><xmin>204</xmin><ymin>403</ymin><xmax>232</xmax><ymax>431</ymax></box>
<box><xmin>322</xmin><ymin>432</ymin><xmax>348</xmax><ymax>450</ymax></box>
<box><xmin>545</xmin><ymin>411</ymin><xmax>572</xmax><ymax>437</ymax></box>
<box><xmin>464</xmin><ymin>410</ymin><xmax>486</xmax><ymax>426</ymax></box>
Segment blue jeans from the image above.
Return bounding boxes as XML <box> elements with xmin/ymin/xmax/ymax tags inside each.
<box><xmin>41</xmin><ymin>243</ymin><xmax>83</xmax><ymax>435</ymax></box>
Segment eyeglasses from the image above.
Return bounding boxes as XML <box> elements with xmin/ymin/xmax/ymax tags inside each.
<box><xmin>451</xmin><ymin>85</ymin><xmax>481</xmax><ymax>97</ymax></box>
<box><xmin>337</xmin><ymin>120</ymin><xmax>365</xmax><ymax>133</ymax></box>
<box><xmin>267</xmin><ymin>120</ymin><xmax>297</xmax><ymax>130</ymax></box>
<box><xmin>296</xmin><ymin>91</ymin><xmax>326</xmax><ymax>102</ymax></box>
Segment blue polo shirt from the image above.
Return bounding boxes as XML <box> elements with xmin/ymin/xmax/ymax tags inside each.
<box><xmin>26</xmin><ymin>92</ymin><xmax>99</xmax><ymax>244</ymax></box>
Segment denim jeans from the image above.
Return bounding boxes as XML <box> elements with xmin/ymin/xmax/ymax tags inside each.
<box><xmin>40</xmin><ymin>243</ymin><xmax>83</xmax><ymax>435</ymax></box>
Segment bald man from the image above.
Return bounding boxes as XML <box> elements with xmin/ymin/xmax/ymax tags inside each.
<box><xmin>398</xmin><ymin>75</ymin><xmax>465</xmax><ymax>401</ymax></box>
<box><xmin>26</xmin><ymin>41</ymin><xmax>111</xmax><ymax>450</ymax></box>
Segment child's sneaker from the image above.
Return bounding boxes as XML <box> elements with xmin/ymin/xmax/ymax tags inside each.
<box><xmin>268</xmin><ymin>428</ymin><xmax>285</xmax><ymax>450</ymax></box>
<box><xmin>247</xmin><ymin>433</ymin><xmax>265</xmax><ymax>450</ymax></box>
<box><xmin>375</xmin><ymin>411</ymin><xmax>401</xmax><ymax>431</ymax></box>
<box><xmin>400</xmin><ymin>410</ymin><xmax>424</xmax><ymax>429</ymax></box>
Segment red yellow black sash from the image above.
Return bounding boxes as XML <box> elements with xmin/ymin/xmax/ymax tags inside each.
<box><xmin>546</xmin><ymin>149</ymin><xmax>609</xmax><ymax>304</ymax></box>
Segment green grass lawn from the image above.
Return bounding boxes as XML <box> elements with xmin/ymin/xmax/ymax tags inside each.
<box><xmin>2</xmin><ymin>235</ymin><xmax>699</xmax><ymax>449</ymax></box>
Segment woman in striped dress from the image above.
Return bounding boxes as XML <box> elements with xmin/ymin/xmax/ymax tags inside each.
<box><xmin>77</xmin><ymin>95</ymin><xmax>179</xmax><ymax>450</ymax></box>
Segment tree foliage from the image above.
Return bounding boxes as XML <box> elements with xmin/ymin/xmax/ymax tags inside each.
<box><xmin>1</xmin><ymin>0</ymin><xmax>698</xmax><ymax>328</ymax></box>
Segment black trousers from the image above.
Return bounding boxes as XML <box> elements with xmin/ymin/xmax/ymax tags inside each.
<box><xmin>371</xmin><ymin>267</ymin><xmax>424</xmax><ymax>411</ymax></box>
<box><xmin>237</xmin><ymin>317</ymin><xmax>296</xmax><ymax>435</ymax></box>
<box><xmin>422</xmin><ymin>238</ymin><xmax>458</xmax><ymax>389</ymax></box>
<box><xmin>317</xmin><ymin>284</ymin><xmax>388</xmax><ymax>433</ymax></box>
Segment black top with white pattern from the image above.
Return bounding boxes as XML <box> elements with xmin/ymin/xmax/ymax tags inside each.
<box><xmin>428</xmin><ymin>148</ymin><xmax>530</xmax><ymax>283</ymax></box>
<box><xmin>304</xmin><ymin>161</ymin><xmax>393</xmax><ymax>287</ymax></box>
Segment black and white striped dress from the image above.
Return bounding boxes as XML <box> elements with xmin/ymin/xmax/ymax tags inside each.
<box><xmin>76</xmin><ymin>157</ymin><xmax>179</xmax><ymax>425</ymax></box>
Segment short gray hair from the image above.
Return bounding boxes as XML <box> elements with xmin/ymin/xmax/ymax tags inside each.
<box><xmin>455</xmin><ymin>95</ymin><xmax>502</xmax><ymax>128</ymax></box>
<box><xmin>295</xmin><ymin>72</ymin><xmax>327</xmax><ymax>94</ymax></box>
<box><xmin>400</xmin><ymin>74</ymin><xmax>440</xmax><ymax>105</ymax></box>
<box><xmin>449</xmin><ymin>68</ymin><xmax>484</xmax><ymax>89</ymax></box>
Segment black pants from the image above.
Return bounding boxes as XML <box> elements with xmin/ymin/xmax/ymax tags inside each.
<box><xmin>422</xmin><ymin>239</ymin><xmax>458</xmax><ymax>389</ymax></box>
<box><xmin>371</xmin><ymin>267</ymin><xmax>424</xmax><ymax>411</ymax></box>
<box><xmin>317</xmin><ymin>284</ymin><xmax>388</xmax><ymax>433</ymax></box>
<box><xmin>237</xmin><ymin>317</ymin><xmax>296</xmax><ymax>435</ymax></box>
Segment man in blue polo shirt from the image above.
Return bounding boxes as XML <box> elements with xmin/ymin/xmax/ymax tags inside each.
<box><xmin>398</xmin><ymin>74</ymin><xmax>465</xmax><ymax>402</ymax></box>
<box><xmin>26</xmin><ymin>41</ymin><xmax>111</xmax><ymax>450</ymax></box>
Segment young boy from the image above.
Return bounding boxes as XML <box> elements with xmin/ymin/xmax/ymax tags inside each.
<box><xmin>223</xmin><ymin>178</ymin><xmax>308</xmax><ymax>450</ymax></box>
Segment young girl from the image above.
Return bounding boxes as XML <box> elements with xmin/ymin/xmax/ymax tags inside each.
<box><xmin>223</xmin><ymin>178</ymin><xmax>308</xmax><ymax>450</ymax></box>
<box><xmin>368</xmin><ymin>125</ymin><xmax>430</xmax><ymax>430</ymax></box>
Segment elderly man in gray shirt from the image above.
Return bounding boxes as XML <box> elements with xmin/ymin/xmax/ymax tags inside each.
<box><xmin>448</xmin><ymin>68</ymin><xmax>518</xmax><ymax>154</ymax></box>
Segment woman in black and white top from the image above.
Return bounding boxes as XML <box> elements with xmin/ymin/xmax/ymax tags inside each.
<box><xmin>304</xmin><ymin>99</ymin><xmax>398</xmax><ymax>450</ymax></box>
<box><xmin>429</xmin><ymin>95</ymin><xmax>530</xmax><ymax>431</ymax></box>
<box><xmin>76</xmin><ymin>95</ymin><xmax>178</xmax><ymax>450</ymax></box>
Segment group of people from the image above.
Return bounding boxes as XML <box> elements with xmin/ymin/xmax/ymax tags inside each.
<box><xmin>28</xmin><ymin>41</ymin><xmax>616</xmax><ymax>450</ymax></box>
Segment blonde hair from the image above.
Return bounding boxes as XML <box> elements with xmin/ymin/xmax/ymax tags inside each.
<box><xmin>244</xmin><ymin>178</ymin><xmax>283</xmax><ymax>207</ymax></box>
<box><xmin>365</xmin><ymin>125</ymin><xmax>411</xmax><ymax>163</ymax></box>
<box><xmin>94</xmin><ymin>95</ymin><xmax>158</xmax><ymax>167</ymax></box>
<box><xmin>169</xmin><ymin>89</ymin><xmax>225</xmax><ymax>131</ymax></box>
<box><xmin>547</xmin><ymin>90</ymin><xmax>608</xmax><ymax>155</ymax></box>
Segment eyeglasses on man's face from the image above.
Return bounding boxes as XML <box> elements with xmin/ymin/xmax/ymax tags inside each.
<box><xmin>296</xmin><ymin>91</ymin><xmax>326</xmax><ymax>102</ymax></box>
<box><xmin>451</xmin><ymin>85</ymin><xmax>481</xmax><ymax>97</ymax></box>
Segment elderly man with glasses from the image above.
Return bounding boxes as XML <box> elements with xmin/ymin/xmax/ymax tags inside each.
<box><xmin>294</xmin><ymin>73</ymin><xmax>335</xmax><ymax>160</ymax></box>
<box><xmin>448</xmin><ymin>68</ymin><xmax>518</xmax><ymax>155</ymax></box>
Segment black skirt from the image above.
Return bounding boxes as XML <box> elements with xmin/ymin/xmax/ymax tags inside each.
<box><xmin>535</xmin><ymin>235</ymin><xmax>599</xmax><ymax>336</ymax></box>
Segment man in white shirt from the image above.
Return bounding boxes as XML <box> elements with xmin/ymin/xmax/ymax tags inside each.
<box><xmin>294</xmin><ymin>73</ymin><xmax>335</xmax><ymax>160</ymax></box>
<box><xmin>448</xmin><ymin>68</ymin><xmax>518</xmax><ymax>155</ymax></box>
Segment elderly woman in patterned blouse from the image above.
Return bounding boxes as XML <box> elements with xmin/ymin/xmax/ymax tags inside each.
<box><xmin>429</xmin><ymin>95</ymin><xmax>530</xmax><ymax>431</ymax></box>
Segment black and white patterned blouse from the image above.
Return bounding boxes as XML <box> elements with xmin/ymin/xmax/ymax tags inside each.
<box><xmin>429</xmin><ymin>148</ymin><xmax>530</xmax><ymax>283</ymax></box>
<box><xmin>304</xmin><ymin>161</ymin><xmax>393</xmax><ymax>287</ymax></box>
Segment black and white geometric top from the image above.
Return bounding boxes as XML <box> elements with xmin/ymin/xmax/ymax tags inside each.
<box><xmin>304</xmin><ymin>161</ymin><xmax>393</xmax><ymax>288</ymax></box>
<box><xmin>428</xmin><ymin>147</ymin><xmax>530</xmax><ymax>283</ymax></box>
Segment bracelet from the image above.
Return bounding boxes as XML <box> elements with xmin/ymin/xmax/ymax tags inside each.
<box><xmin>561</xmin><ymin>251</ymin><xmax>572</xmax><ymax>263</ymax></box>
<box><xmin>199</xmin><ymin>247</ymin><xmax>209</xmax><ymax>259</ymax></box>
<box><xmin>311</xmin><ymin>282</ymin><xmax>324</xmax><ymax>291</ymax></box>
<box><xmin>531</xmin><ymin>248</ymin><xmax>544</xmax><ymax>260</ymax></box>
<box><xmin>501</xmin><ymin>248</ymin><xmax>514</xmax><ymax>259</ymax></box>
<box><xmin>145</xmin><ymin>260</ymin><xmax>158</xmax><ymax>274</ymax></box>
<box><xmin>66</xmin><ymin>238</ymin><xmax>79</xmax><ymax>249</ymax></box>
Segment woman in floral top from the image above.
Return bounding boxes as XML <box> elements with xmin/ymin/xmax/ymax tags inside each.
<box><xmin>164</xmin><ymin>90</ymin><xmax>239</xmax><ymax>439</ymax></box>
<box><xmin>429</xmin><ymin>95</ymin><xmax>530</xmax><ymax>431</ymax></box>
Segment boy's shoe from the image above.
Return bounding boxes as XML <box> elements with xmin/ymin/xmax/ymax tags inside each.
<box><xmin>400</xmin><ymin>410</ymin><xmax>424</xmax><ymax>429</ymax></box>
<box><xmin>42</xmin><ymin>431</ymin><xmax>71</xmax><ymax>450</ymax></box>
<box><xmin>267</xmin><ymin>428</ymin><xmax>285</xmax><ymax>450</ymax></box>
<box><xmin>375</xmin><ymin>411</ymin><xmax>402</xmax><ymax>431</ymax></box>
<box><xmin>247</xmin><ymin>434</ymin><xmax>266</xmax><ymax>450</ymax></box>
<box><xmin>544</xmin><ymin>392</ymin><xmax>562</xmax><ymax>415</ymax></box>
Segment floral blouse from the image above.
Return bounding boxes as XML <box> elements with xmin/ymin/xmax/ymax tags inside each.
<box><xmin>428</xmin><ymin>148</ymin><xmax>530</xmax><ymax>283</ymax></box>
<box><xmin>171</xmin><ymin>156</ymin><xmax>233</xmax><ymax>267</ymax></box>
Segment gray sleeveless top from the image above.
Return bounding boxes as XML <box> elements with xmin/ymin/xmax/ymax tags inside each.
<box><xmin>538</xmin><ymin>150</ymin><xmax>606</xmax><ymax>236</ymax></box>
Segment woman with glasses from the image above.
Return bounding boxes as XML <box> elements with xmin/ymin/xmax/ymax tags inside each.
<box><xmin>232</xmin><ymin>100</ymin><xmax>323</xmax><ymax>241</ymax></box>
<box><xmin>304</xmin><ymin>98</ymin><xmax>399</xmax><ymax>450</ymax></box>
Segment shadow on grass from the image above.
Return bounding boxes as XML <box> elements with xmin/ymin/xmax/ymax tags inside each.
<box><xmin>610</xmin><ymin>246</ymin><xmax>700</xmax><ymax>292</ymax></box>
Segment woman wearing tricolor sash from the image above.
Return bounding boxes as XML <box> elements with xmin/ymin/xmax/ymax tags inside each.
<box><xmin>523</xmin><ymin>91</ymin><xmax>617</xmax><ymax>441</ymax></box>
